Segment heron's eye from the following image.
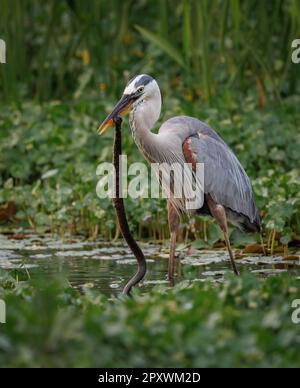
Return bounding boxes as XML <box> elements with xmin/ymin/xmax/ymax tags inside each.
<box><xmin>136</xmin><ymin>86</ymin><xmax>144</xmax><ymax>94</ymax></box>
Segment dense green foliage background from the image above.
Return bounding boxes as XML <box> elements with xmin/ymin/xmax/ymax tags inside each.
<box><xmin>1</xmin><ymin>94</ymin><xmax>300</xmax><ymax>252</ymax></box>
<box><xmin>1</xmin><ymin>0</ymin><xmax>300</xmax><ymax>101</ymax></box>
<box><xmin>1</xmin><ymin>270</ymin><xmax>300</xmax><ymax>367</ymax></box>
<box><xmin>1</xmin><ymin>0</ymin><xmax>300</xmax><ymax>251</ymax></box>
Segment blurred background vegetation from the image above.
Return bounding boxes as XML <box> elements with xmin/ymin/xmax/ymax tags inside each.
<box><xmin>1</xmin><ymin>270</ymin><xmax>300</xmax><ymax>367</ymax></box>
<box><xmin>1</xmin><ymin>0</ymin><xmax>300</xmax><ymax>101</ymax></box>
<box><xmin>0</xmin><ymin>0</ymin><xmax>300</xmax><ymax>253</ymax></box>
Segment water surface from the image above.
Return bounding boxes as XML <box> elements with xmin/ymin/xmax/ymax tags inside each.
<box><xmin>0</xmin><ymin>234</ymin><xmax>299</xmax><ymax>296</ymax></box>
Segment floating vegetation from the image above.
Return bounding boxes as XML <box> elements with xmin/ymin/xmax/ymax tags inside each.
<box><xmin>201</xmin><ymin>270</ymin><xmax>227</xmax><ymax>278</ymax></box>
<box><xmin>251</xmin><ymin>268</ymin><xmax>288</xmax><ymax>275</ymax></box>
<box><xmin>181</xmin><ymin>252</ymin><xmax>228</xmax><ymax>266</ymax></box>
<box><xmin>0</xmin><ymin>235</ymin><xmax>299</xmax><ymax>296</ymax></box>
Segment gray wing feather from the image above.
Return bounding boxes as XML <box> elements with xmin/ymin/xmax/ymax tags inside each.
<box><xmin>189</xmin><ymin>131</ymin><xmax>260</xmax><ymax>225</ymax></box>
<box><xmin>159</xmin><ymin>116</ymin><xmax>260</xmax><ymax>225</ymax></box>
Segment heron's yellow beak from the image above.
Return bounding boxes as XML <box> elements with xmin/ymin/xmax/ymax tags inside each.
<box><xmin>97</xmin><ymin>94</ymin><xmax>133</xmax><ymax>135</ymax></box>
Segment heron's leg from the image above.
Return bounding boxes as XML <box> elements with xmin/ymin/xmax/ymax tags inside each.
<box><xmin>223</xmin><ymin>231</ymin><xmax>239</xmax><ymax>276</ymax></box>
<box><xmin>169</xmin><ymin>232</ymin><xmax>177</xmax><ymax>283</ymax></box>
<box><xmin>206</xmin><ymin>195</ymin><xmax>240</xmax><ymax>276</ymax></box>
<box><xmin>167</xmin><ymin>201</ymin><xmax>180</xmax><ymax>281</ymax></box>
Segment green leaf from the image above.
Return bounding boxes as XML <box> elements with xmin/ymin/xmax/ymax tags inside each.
<box><xmin>135</xmin><ymin>25</ymin><xmax>186</xmax><ymax>69</ymax></box>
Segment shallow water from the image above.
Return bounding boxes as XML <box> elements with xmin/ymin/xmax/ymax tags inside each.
<box><xmin>0</xmin><ymin>234</ymin><xmax>299</xmax><ymax>296</ymax></box>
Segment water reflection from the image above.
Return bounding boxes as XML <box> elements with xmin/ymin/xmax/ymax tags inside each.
<box><xmin>0</xmin><ymin>234</ymin><xmax>299</xmax><ymax>296</ymax></box>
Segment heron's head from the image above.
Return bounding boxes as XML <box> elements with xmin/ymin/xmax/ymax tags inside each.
<box><xmin>98</xmin><ymin>74</ymin><xmax>159</xmax><ymax>134</ymax></box>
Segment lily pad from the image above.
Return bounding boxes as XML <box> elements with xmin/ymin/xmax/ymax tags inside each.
<box><xmin>202</xmin><ymin>270</ymin><xmax>227</xmax><ymax>277</ymax></box>
<box><xmin>143</xmin><ymin>280</ymin><xmax>169</xmax><ymax>285</ymax></box>
<box><xmin>251</xmin><ymin>268</ymin><xmax>287</xmax><ymax>275</ymax></box>
<box><xmin>181</xmin><ymin>251</ymin><xmax>228</xmax><ymax>266</ymax></box>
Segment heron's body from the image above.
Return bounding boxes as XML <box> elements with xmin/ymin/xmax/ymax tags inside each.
<box><xmin>133</xmin><ymin>114</ymin><xmax>260</xmax><ymax>233</ymax></box>
<box><xmin>99</xmin><ymin>74</ymin><xmax>261</xmax><ymax>284</ymax></box>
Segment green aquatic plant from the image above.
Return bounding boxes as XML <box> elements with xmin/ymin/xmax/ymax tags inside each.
<box><xmin>0</xmin><ymin>270</ymin><xmax>300</xmax><ymax>367</ymax></box>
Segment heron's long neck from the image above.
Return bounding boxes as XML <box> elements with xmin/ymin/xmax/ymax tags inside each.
<box><xmin>129</xmin><ymin>94</ymin><xmax>163</xmax><ymax>163</ymax></box>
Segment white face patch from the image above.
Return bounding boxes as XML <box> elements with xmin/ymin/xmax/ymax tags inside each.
<box><xmin>129</xmin><ymin>78</ymin><xmax>161</xmax><ymax>114</ymax></box>
<box><xmin>124</xmin><ymin>74</ymin><xmax>151</xmax><ymax>95</ymax></box>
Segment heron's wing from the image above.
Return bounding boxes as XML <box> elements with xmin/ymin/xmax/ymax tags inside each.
<box><xmin>184</xmin><ymin>133</ymin><xmax>260</xmax><ymax>225</ymax></box>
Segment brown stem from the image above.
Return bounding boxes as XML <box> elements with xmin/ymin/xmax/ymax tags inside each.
<box><xmin>113</xmin><ymin>116</ymin><xmax>147</xmax><ymax>296</ymax></box>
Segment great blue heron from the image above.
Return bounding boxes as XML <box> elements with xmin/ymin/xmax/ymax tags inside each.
<box><xmin>98</xmin><ymin>74</ymin><xmax>261</xmax><ymax>291</ymax></box>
